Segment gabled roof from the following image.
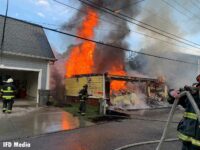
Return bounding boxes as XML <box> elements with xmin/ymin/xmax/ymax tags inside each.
<box><xmin>0</xmin><ymin>15</ymin><xmax>56</xmax><ymax>61</ymax></box>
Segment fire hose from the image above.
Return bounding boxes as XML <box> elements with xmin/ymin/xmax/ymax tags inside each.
<box><xmin>114</xmin><ymin>91</ymin><xmax>200</xmax><ymax>150</ymax></box>
<box><xmin>156</xmin><ymin>91</ymin><xmax>200</xmax><ymax>150</ymax></box>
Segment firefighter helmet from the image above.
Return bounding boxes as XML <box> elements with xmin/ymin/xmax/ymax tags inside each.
<box><xmin>6</xmin><ymin>78</ymin><xmax>14</xmax><ymax>83</ymax></box>
<box><xmin>83</xmin><ymin>84</ymin><xmax>88</xmax><ymax>88</ymax></box>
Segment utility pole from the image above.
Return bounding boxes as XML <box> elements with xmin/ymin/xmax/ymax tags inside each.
<box><xmin>0</xmin><ymin>0</ymin><xmax>9</xmax><ymax>65</ymax></box>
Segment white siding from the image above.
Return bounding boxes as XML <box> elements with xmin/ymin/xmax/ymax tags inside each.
<box><xmin>1</xmin><ymin>54</ymin><xmax>48</xmax><ymax>90</ymax></box>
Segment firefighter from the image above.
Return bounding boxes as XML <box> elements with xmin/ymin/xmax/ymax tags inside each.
<box><xmin>78</xmin><ymin>84</ymin><xmax>89</xmax><ymax>115</ymax></box>
<box><xmin>1</xmin><ymin>78</ymin><xmax>16</xmax><ymax>113</ymax></box>
<box><xmin>168</xmin><ymin>74</ymin><xmax>200</xmax><ymax>150</ymax></box>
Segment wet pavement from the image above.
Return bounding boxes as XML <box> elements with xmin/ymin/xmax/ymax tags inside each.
<box><xmin>0</xmin><ymin>105</ymin><xmax>185</xmax><ymax>150</ymax></box>
<box><xmin>0</xmin><ymin>100</ymin><xmax>94</xmax><ymax>141</ymax></box>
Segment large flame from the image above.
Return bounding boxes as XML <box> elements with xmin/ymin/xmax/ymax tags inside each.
<box><xmin>109</xmin><ymin>65</ymin><xmax>127</xmax><ymax>92</ymax></box>
<box><xmin>65</xmin><ymin>8</ymin><xmax>127</xmax><ymax>92</ymax></box>
<box><xmin>65</xmin><ymin>8</ymin><xmax>99</xmax><ymax>78</ymax></box>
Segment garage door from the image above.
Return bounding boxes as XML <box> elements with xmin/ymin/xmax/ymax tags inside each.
<box><xmin>0</xmin><ymin>69</ymin><xmax>39</xmax><ymax>102</ymax></box>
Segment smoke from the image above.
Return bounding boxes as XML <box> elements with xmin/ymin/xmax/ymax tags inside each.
<box><xmin>128</xmin><ymin>0</ymin><xmax>199</xmax><ymax>88</ymax></box>
<box><xmin>50</xmin><ymin>50</ymin><xmax>66</xmax><ymax>102</ymax></box>
<box><xmin>62</xmin><ymin>0</ymin><xmax>199</xmax><ymax>88</ymax></box>
<box><xmin>62</xmin><ymin>0</ymin><xmax>141</xmax><ymax>74</ymax></box>
<box><xmin>92</xmin><ymin>0</ymin><xmax>141</xmax><ymax>73</ymax></box>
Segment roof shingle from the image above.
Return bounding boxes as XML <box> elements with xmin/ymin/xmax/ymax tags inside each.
<box><xmin>0</xmin><ymin>15</ymin><xmax>56</xmax><ymax>61</ymax></box>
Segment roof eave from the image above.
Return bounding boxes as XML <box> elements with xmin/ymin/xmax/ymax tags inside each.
<box><xmin>3</xmin><ymin>51</ymin><xmax>57</xmax><ymax>61</ymax></box>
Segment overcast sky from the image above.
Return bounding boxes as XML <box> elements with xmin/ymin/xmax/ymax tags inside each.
<box><xmin>1</xmin><ymin>0</ymin><xmax>200</xmax><ymax>56</ymax></box>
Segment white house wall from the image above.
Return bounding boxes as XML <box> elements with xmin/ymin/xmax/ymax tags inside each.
<box><xmin>1</xmin><ymin>54</ymin><xmax>48</xmax><ymax>90</ymax></box>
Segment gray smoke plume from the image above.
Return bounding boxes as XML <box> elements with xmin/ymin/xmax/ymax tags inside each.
<box><xmin>62</xmin><ymin>0</ymin><xmax>141</xmax><ymax>74</ymax></box>
<box><xmin>50</xmin><ymin>50</ymin><xmax>66</xmax><ymax>103</ymax></box>
<box><xmin>128</xmin><ymin>0</ymin><xmax>199</xmax><ymax>88</ymax></box>
<box><xmin>92</xmin><ymin>0</ymin><xmax>141</xmax><ymax>73</ymax></box>
<box><xmin>62</xmin><ymin>0</ymin><xmax>199</xmax><ymax>88</ymax></box>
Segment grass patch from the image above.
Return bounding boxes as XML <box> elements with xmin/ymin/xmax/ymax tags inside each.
<box><xmin>63</xmin><ymin>103</ymin><xmax>101</xmax><ymax>121</ymax></box>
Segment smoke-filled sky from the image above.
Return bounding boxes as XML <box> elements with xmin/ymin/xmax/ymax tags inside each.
<box><xmin>1</xmin><ymin>0</ymin><xmax>200</xmax><ymax>55</ymax></box>
<box><xmin>1</xmin><ymin>0</ymin><xmax>200</xmax><ymax>88</ymax></box>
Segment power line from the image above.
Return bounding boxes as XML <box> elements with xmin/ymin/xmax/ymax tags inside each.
<box><xmin>1</xmin><ymin>15</ymin><xmax>198</xmax><ymax>65</ymax></box>
<box><xmin>173</xmin><ymin>0</ymin><xmax>200</xmax><ymax>20</ymax></box>
<box><xmin>9</xmin><ymin>18</ymin><xmax>199</xmax><ymax>51</ymax></box>
<box><xmin>161</xmin><ymin>0</ymin><xmax>191</xmax><ymax>19</ymax></box>
<box><xmin>53</xmin><ymin>0</ymin><xmax>200</xmax><ymax>52</ymax></box>
<box><xmin>79</xmin><ymin>0</ymin><xmax>200</xmax><ymax>49</ymax></box>
<box><xmin>137</xmin><ymin>3</ymin><xmax>178</xmax><ymax>29</ymax></box>
<box><xmin>7</xmin><ymin>14</ymin><xmax>191</xmax><ymax>50</ymax></box>
<box><xmin>114</xmin><ymin>0</ymin><xmax>145</xmax><ymax>13</ymax></box>
<box><xmin>164</xmin><ymin>0</ymin><xmax>200</xmax><ymax>30</ymax></box>
<box><xmin>161</xmin><ymin>0</ymin><xmax>200</xmax><ymax>34</ymax></box>
<box><xmin>44</xmin><ymin>25</ymin><xmax>198</xmax><ymax>65</ymax></box>
<box><xmin>31</xmin><ymin>21</ymin><xmax>199</xmax><ymax>65</ymax></box>
<box><xmin>114</xmin><ymin>0</ymin><xmax>181</xmax><ymax>35</ymax></box>
<box><xmin>190</xmin><ymin>0</ymin><xmax>200</xmax><ymax>11</ymax></box>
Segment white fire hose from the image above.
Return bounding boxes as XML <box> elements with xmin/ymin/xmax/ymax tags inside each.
<box><xmin>156</xmin><ymin>91</ymin><xmax>200</xmax><ymax>150</ymax></box>
<box><xmin>114</xmin><ymin>91</ymin><xmax>200</xmax><ymax>150</ymax></box>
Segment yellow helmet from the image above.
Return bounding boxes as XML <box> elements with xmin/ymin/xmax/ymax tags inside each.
<box><xmin>6</xmin><ymin>78</ymin><xmax>13</xmax><ymax>83</ymax></box>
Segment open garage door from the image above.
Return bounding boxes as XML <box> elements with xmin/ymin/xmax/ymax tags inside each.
<box><xmin>0</xmin><ymin>69</ymin><xmax>39</xmax><ymax>105</ymax></box>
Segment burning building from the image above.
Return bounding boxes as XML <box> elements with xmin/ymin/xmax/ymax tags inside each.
<box><xmin>63</xmin><ymin>3</ymin><xmax>169</xmax><ymax>110</ymax></box>
<box><xmin>65</xmin><ymin>73</ymin><xmax>168</xmax><ymax>111</ymax></box>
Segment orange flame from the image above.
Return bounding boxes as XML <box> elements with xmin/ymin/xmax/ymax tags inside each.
<box><xmin>109</xmin><ymin>65</ymin><xmax>127</xmax><ymax>92</ymax></box>
<box><xmin>65</xmin><ymin>8</ymin><xmax>127</xmax><ymax>92</ymax></box>
<box><xmin>65</xmin><ymin>8</ymin><xmax>99</xmax><ymax>78</ymax></box>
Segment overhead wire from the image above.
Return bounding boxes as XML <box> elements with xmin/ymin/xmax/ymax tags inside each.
<box><xmin>190</xmin><ymin>0</ymin><xmax>200</xmax><ymax>11</ymax></box>
<box><xmin>162</xmin><ymin>0</ymin><xmax>200</xmax><ymax>33</ymax></box>
<box><xmin>53</xmin><ymin>0</ymin><xmax>200</xmax><ymax>53</ymax></box>
<box><xmin>0</xmin><ymin>0</ymin><xmax>199</xmax><ymax>66</ymax></box>
<box><xmin>0</xmin><ymin>14</ymin><xmax>198</xmax><ymax>65</ymax></box>
<box><xmin>80</xmin><ymin>0</ymin><xmax>200</xmax><ymax>48</ymax></box>
<box><xmin>161</xmin><ymin>0</ymin><xmax>191</xmax><ymax>19</ymax></box>
<box><xmin>44</xmin><ymin>27</ymin><xmax>199</xmax><ymax>65</ymax></box>
<box><xmin>114</xmin><ymin>0</ymin><xmax>145</xmax><ymax>13</ymax></box>
<box><xmin>173</xmin><ymin>0</ymin><xmax>200</xmax><ymax>20</ymax></box>
<box><xmin>135</xmin><ymin>3</ymin><xmax>178</xmax><ymax>29</ymax></box>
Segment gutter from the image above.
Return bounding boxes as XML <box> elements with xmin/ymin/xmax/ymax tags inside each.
<box><xmin>3</xmin><ymin>51</ymin><xmax>57</xmax><ymax>62</ymax></box>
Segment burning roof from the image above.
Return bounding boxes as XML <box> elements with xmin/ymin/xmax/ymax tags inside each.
<box><xmin>65</xmin><ymin>7</ymin><xmax>128</xmax><ymax>92</ymax></box>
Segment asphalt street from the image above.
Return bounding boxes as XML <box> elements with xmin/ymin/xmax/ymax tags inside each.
<box><xmin>0</xmin><ymin>107</ymin><xmax>184</xmax><ymax>150</ymax></box>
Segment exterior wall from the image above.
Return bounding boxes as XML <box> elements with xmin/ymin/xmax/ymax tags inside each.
<box><xmin>65</xmin><ymin>75</ymin><xmax>104</xmax><ymax>99</ymax></box>
<box><xmin>1</xmin><ymin>54</ymin><xmax>48</xmax><ymax>90</ymax></box>
<box><xmin>0</xmin><ymin>54</ymin><xmax>50</xmax><ymax>103</ymax></box>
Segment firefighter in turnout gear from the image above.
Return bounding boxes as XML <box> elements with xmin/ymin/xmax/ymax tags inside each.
<box><xmin>1</xmin><ymin>78</ymin><xmax>16</xmax><ymax>113</ymax></box>
<box><xmin>79</xmin><ymin>84</ymin><xmax>89</xmax><ymax>115</ymax></box>
<box><xmin>168</xmin><ymin>74</ymin><xmax>200</xmax><ymax>150</ymax></box>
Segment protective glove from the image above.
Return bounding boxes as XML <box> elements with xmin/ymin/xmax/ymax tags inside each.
<box><xmin>169</xmin><ymin>89</ymin><xmax>180</xmax><ymax>99</ymax></box>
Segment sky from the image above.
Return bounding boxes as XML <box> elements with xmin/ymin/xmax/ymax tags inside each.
<box><xmin>1</xmin><ymin>0</ymin><xmax>200</xmax><ymax>56</ymax></box>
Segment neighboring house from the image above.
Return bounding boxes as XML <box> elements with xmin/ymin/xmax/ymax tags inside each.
<box><xmin>0</xmin><ymin>15</ymin><xmax>56</xmax><ymax>104</ymax></box>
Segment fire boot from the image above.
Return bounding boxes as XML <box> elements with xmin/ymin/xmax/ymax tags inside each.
<box><xmin>81</xmin><ymin>112</ymin><xmax>86</xmax><ymax>116</ymax></box>
<box><xmin>2</xmin><ymin>108</ymin><xmax>6</xmax><ymax>113</ymax></box>
<box><xmin>6</xmin><ymin>110</ymin><xmax>12</xmax><ymax>114</ymax></box>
